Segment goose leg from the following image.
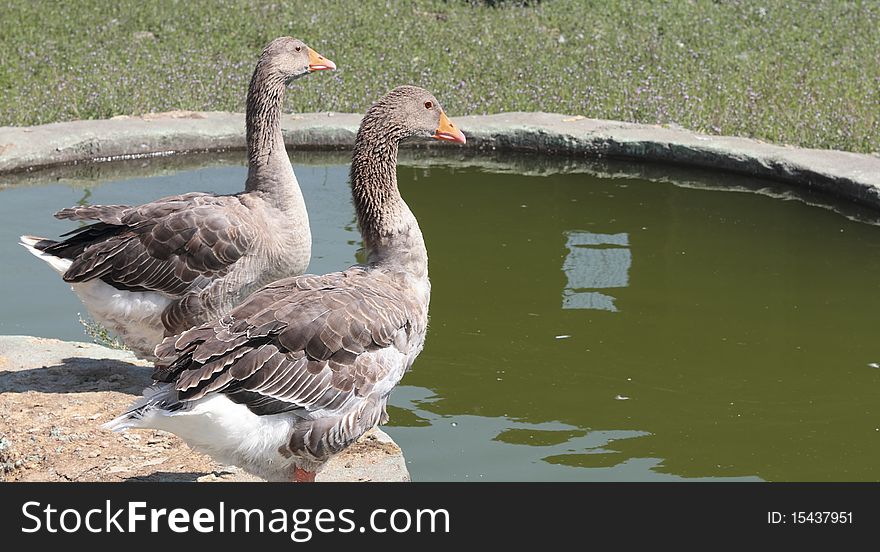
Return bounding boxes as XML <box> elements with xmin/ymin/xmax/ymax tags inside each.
<box><xmin>293</xmin><ymin>466</ymin><xmax>316</xmax><ymax>483</ymax></box>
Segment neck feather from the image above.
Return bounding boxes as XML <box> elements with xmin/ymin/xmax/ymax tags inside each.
<box><xmin>245</xmin><ymin>61</ymin><xmax>290</xmax><ymax>193</ymax></box>
<box><xmin>350</xmin><ymin>116</ymin><xmax>427</xmax><ymax>277</ymax></box>
<box><xmin>242</xmin><ymin>61</ymin><xmax>306</xmax><ymax>222</ymax></box>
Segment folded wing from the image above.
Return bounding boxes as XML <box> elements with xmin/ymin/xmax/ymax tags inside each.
<box><xmin>45</xmin><ymin>193</ymin><xmax>258</xmax><ymax>296</ymax></box>
<box><xmin>153</xmin><ymin>267</ymin><xmax>424</xmax><ymax>418</ymax></box>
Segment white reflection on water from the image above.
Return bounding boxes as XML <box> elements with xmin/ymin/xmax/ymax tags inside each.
<box><xmin>562</xmin><ymin>231</ymin><xmax>631</xmax><ymax>312</ymax></box>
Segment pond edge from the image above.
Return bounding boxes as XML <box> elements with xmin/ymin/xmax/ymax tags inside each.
<box><xmin>1</xmin><ymin>111</ymin><xmax>879</xmax><ymax>209</ymax></box>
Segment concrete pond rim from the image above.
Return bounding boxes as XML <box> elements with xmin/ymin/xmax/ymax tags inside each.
<box><xmin>1</xmin><ymin>110</ymin><xmax>879</xmax><ymax>218</ymax></box>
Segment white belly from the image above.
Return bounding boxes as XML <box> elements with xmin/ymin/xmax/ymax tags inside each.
<box><xmin>70</xmin><ymin>278</ymin><xmax>170</xmax><ymax>359</ymax></box>
<box><xmin>123</xmin><ymin>391</ymin><xmax>298</xmax><ymax>482</ymax></box>
<box><xmin>21</xmin><ymin>238</ymin><xmax>171</xmax><ymax>359</ymax></box>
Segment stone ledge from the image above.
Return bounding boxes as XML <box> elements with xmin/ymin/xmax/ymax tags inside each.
<box><xmin>1</xmin><ymin>111</ymin><xmax>878</xmax><ymax>209</ymax></box>
<box><xmin>0</xmin><ymin>335</ymin><xmax>409</xmax><ymax>483</ymax></box>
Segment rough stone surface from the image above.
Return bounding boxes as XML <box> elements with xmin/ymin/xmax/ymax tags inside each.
<box><xmin>0</xmin><ymin>335</ymin><xmax>409</xmax><ymax>483</ymax></box>
<box><xmin>1</xmin><ymin>110</ymin><xmax>879</xmax><ymax>209</ymax></box>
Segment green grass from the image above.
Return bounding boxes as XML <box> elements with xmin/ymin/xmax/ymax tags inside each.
<box><xmin>78</xmin><ymin>315</ymin><xmax>129</xmax><ymax>350</ymax></box>
<box><xmin>1</xmin><ymin>0</ymin><xmax>878</xmax><ymax>153</ymax></box>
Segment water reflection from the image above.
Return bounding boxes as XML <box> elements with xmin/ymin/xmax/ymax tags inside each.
<box><xmin>386</xmin><ymin>386</ymin><xmax>761</xmax><ymax>481</ymax></box>
<box><xmin>562</xmin><ymin>231</ymin><xmax>631</xmax><ymax>312</ymax></box>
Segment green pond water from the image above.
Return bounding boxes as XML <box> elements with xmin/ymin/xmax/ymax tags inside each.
<box><xmin>2</xmin><ymin>154</ymin><xmax>880</xmax><ymax>481</ymax></box>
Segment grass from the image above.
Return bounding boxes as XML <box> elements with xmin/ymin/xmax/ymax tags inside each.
<box><xmin>78</xmin><ymin>314</ymin><xmax>129</xmax><ymax>350</ymax></box>
<box><xmin>0</xmin><ymin>0</ymin><xmax>878</xmax><ymax>153</ymax></box>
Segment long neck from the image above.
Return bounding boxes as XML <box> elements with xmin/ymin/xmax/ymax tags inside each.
<box><xmin>243</xmin><ymin>61</ymin><xmax>305</xmax><ymax>215</ymax></box>
<box><xmin>350</xmin><ymin>120</ymin><xmax>427</xmax><ymax>279</ymax></box>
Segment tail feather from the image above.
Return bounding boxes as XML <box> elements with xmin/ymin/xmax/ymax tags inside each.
<box><xmin>19</xmin><ymin>235</ymin><xmax>71</xmax><ymax>275</ymax></box>
<box><xmin>101</xmin><ymin>384</ymin><xmax>180</xmax><ymax>432</ymax></box>
<box><xmin>19</xmin><ymin>234</ymin><xmax>57</xmax><ymax>250</ymax></box>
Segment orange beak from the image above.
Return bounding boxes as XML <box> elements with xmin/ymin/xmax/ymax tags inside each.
<box><xmin>433</xmin><ymin>111</ymin><xmax>466</xmax><ymax>144</ymax></box>
<box><xmin>307</xmin><ymin>47</ymin><xmax>336</xmax><ymax>72</ymax></box>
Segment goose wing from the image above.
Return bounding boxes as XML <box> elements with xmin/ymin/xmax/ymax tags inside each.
<box><xmin>152</xmin><ymin>267</ymin><xmax>425</xmax><ymax>417</ymax></box>
<box><xmin>47</xmin><ymin>193</ymin><xmax>258</xmax><ymax>296</ymax></box>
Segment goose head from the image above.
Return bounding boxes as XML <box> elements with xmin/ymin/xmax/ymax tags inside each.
<box><xmin>372</xmin><ymin>85</ymin><xmax>466</xmax><ymax>145</ymax></box>
<box><xmin>260</xmin><ymin>36</ymin><xmax>336</xmax><ymax>83</ymax></box>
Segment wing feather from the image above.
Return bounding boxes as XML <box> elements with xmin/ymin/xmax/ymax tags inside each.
<box><xmin>47</xmin><ymin>194</ymin><xmax>257</xmax><ymax>297</ymax></box>
<box><xmin>153</xmin><ymin>267</ymin><xmax>426</xmax><ymax>418</ymax></box>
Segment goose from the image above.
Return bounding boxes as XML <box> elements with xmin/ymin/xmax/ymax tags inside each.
<box><xmin>103</xmin><ymin>86</ymin><xmax>466</xmax><ymax>482</ymax></box>
<box><xmin>19</xmin><ymin>37</ymin><xmax>336</xmax><ymax>360</ymax></box>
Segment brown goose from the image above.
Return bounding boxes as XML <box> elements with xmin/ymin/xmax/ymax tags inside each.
<box><xmin>19</xmin><ymin>37</ymin><xmax>335</xmax><ymax>359</ymax></box>
<box><xmin>103</xmin><ymin>86</ymin><xmax>466</xmax><ymax>482</ymax></box>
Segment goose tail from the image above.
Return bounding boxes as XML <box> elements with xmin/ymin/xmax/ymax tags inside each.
<box><xmin>19</xmin><ymin>235</ymin><xmax>71</xmax><ymax>275</ymax></box>
<box><xmin>102</xmin><ymin>384</ymin><xmax>175</xmax><ymax>432</ymax></box>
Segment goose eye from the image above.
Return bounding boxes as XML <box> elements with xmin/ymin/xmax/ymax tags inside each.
<box><xmin>424</xmin><ymin>101</ymin><xmax>433</xmax><ymax>109</ymax></box>
<box><xmin>295</xmin><ymin>46</ymin><xmax>302</xmax><ymax>52</ymax></box>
